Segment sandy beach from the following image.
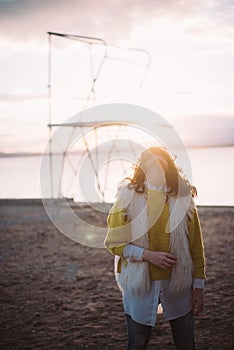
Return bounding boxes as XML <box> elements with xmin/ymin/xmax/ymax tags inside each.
<box><xmin>0</xmin><ymin>199</ymin><xmax>233</xmax><ymax>349</ymax></box>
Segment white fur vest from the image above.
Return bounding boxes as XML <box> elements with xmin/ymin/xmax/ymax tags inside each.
<box><xmin>114</xmin><ymin>179</ymin><xmax>196</xmax><ymax>296</ymax></box>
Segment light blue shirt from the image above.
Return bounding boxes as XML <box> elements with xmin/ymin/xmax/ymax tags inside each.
<box><xmin>121</xmin><ymin>181</ymin><xmax>204</xmax><ymax>326</ymax></box>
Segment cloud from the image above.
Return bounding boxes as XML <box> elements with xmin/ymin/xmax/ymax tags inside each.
<box><xmin>0</xmin><ymin>0</ymin><xmax>232</xmax><ymax>44</ymax></box>
<box><xmin>185</xmin><ymin>3</ymin><xmax>234</xmax><ymax>43</ymax></box>
<box><xmin>172</xmin><ymin>114</ymin><xmax>234</xmax><ymax>148</ymax></box>
<box><xmin>0</xmin><ymin>92</ymin><xmax>47</xmax><ymax>103</ymax></box>
<box><xmin>0</xmin><ymin>133</ymin><xmax>12</xmax><ymax>138</ymax></box>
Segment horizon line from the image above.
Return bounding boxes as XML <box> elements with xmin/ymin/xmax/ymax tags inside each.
<box><xmin>0</xmin><ymin>144</ymin><xmax>234</xmax><ymax>158</ymax></box>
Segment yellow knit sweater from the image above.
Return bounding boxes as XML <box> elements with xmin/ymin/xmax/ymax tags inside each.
<box><xmin>104</xmin><ymin>189</ymin><xmax>206</xmax><ymax>281</ymax></box>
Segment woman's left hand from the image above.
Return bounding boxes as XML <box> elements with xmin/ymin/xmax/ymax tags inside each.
<box><xmin>192</xmin><ymin>289</ymin><xmax>204</xmax><ymax>315</ymax></box>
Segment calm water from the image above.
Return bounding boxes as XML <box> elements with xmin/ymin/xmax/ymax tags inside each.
<box><xmin>1</xmin><ymin>147</ymin><xmax>233</xmax><ymax>205</ymax></box>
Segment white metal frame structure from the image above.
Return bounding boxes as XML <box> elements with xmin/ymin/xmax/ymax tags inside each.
<box><xmin>47</xmin><ymin>31</ymin><xmax>151</xmax><ymax>202</ymax></box>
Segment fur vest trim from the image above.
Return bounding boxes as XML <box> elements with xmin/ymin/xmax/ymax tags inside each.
<box><xmin>114</xmin><ymin>179</ymin><xmax>196</xmax><ymax>296</ymax></box>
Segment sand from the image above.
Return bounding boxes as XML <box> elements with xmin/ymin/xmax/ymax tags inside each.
<box><xmin>0</xmin><ymin>199</ymin><xmax>233</xmax><ymax>349</ymax></box>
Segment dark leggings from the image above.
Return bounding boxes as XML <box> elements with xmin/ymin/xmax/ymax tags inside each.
<box><xmin>125</xmin><ymin>310</ymin><xmax>195</xmax><ymax>350</ymax></box>
<box><xmin>125</xmin><ymin>313</ymin><xmax>152</xmax><ymax>350</ymax></box>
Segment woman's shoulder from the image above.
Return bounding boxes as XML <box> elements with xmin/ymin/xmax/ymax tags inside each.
<box><xmin>116</xmin><ymin>178</ymin><xmax>132</xmax><ymax>190</ymax></box>
<box><xmin>114</xmin><ymin>178</ymin><xmax>135</xmax><ymax>209</ymax></box>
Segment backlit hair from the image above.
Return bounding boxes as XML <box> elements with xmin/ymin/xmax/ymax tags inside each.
<box><xmin>125</xmin><ymin>146</ymin><xmax>197</xmax><ymax>198</ymax></box>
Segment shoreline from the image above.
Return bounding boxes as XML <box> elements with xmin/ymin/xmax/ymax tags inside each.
<box><xmin>0</xmin><ymin>198</ymin><xmax>233</xmax><ymax>208</ymax></box>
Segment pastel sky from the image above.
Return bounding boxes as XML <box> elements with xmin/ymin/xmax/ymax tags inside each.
<box><xmin>0</xmin><ymin>0</ymin><xmax>234</xmax><ymax>154</ymax></box>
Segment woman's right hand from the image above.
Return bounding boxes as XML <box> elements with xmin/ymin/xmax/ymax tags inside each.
<box><xmin>142</xmin><ymin>249</ymin><xmax>177</xmax><ymax>269</ymax></box>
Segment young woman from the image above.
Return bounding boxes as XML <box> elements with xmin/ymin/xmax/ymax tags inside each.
<box><xmin>104</xmin><ymin>146</ymin><xmax>206</xmax><ymax>350</ymax></box>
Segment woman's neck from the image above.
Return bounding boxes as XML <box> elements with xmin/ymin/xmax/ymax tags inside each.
<box><xmin>145</xmin><ymin>177</ymin><xmax>166</xmax><ymax>188</ymax></box>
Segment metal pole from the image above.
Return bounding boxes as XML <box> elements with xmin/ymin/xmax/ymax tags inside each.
<box><xmin>48</xmin><ymin>32</ymin><xmax>54</xmax><ymax>198</ymax></box>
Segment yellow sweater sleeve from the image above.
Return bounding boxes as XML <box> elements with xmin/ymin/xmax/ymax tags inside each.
<box><xmin>189</xmin><ymin>208</ymin><xmax>206</xmax><ymax>279</ymax></box>
<box><xmin>104</xmin><ymin>199</ymin><xmax>131</xmax><ymax>258</ymax></box>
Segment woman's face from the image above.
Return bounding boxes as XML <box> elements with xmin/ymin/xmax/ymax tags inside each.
<box><xmin>144</xmin><ymin>154</ymin><xmax>168</xmax><ymax>174</ymax></box>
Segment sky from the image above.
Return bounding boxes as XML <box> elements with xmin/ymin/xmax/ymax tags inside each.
<box><xmin>0</xmin><ymin>0</ymin><xmax>234</xmax><ymax>154</ymax></box>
